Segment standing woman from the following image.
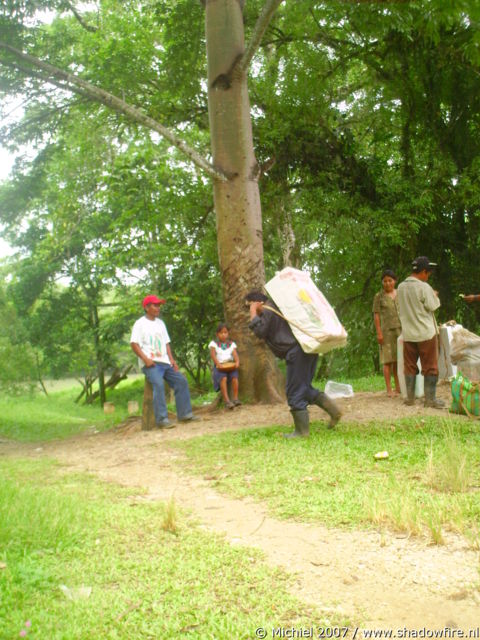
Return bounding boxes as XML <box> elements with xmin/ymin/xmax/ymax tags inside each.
<box><xmin>373</xmin><ymin>269</ymin><xmax>402</xmax><ymax>397</ymax></box>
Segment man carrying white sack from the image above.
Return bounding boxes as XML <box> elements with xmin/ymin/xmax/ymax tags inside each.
<box><xmin>245</xmin><ymin>290</ymin><xmax>342</xmax><ymax>438</ymax></box>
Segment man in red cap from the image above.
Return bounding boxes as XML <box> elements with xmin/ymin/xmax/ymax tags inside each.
<box><xmin>130</xmin><ymin>295</ymin><xmax>197</xmax><ymax>428</ymax></box>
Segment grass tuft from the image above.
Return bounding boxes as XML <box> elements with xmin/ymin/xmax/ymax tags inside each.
<box><xmin>425</xmin><ymin>422</ymin><xmax>472</xmax><ymax>493</ymax></box>
<box><xmin>161</xmin><ymin>498</ymin><xmax>179</xmax><ymax>535</ymax></box>
<box><xmin>364</xmin><ymin>480</ymin><xmax>423</xmax><ymax>537</ymax></box>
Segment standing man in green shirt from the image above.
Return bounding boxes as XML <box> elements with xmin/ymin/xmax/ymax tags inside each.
<box><xmin>397</xmin><ymin>256</ymin><xmax>444</xmax><ymax>408</ymax></box>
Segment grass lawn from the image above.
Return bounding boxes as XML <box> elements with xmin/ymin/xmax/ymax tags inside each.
<box><xmin>0</xmin><ymin>374</ymin><xmax>384</xmax><ymax>443</ymax></box>
<box><xmin>5</xmin><ymin>374</ymin><xmax>478</xmax><ymax>547</ymax></box>
<box><xmin>4</xmin><ymin>374</ymin><xmax>477</xmax><ymax>637</ymax></box>
<box><xmin>0</xmin><ymin>377</ymin><xmax>216</xmax><ymax>442</ymax></box>
<box><xmin>0</xmin><ymin>389</ymin><xmax>123</xmax><ymax>442</ymax></box>
<box><xmin>0</xmin><ymin>377</ymin><xmax>152</xmax><ymax>441</ymax></box>
<box><xmin>171</xmin><ymin>415</ymin><xmax>480</xmax><ymax>546</ymax></box>
<box><xmin>0</xmin><ymin>458</ymin><xmax>340</xmax><ymax>639</ymax></box>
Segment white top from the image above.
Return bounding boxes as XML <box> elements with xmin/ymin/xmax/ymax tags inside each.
<box><xmin>130</xmin><ymin>316</ymin><xmax>171</xmax><ymax>368</ymax></box>
<box><xmin>208</xmin><ymin>340</ymin><xmax>237</xmax><ymax>364</ymax></box>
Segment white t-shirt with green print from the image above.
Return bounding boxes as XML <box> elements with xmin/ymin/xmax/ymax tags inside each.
<box><xmin>130</xmin><ymin>316</ymin><xmax>171</xmax><ymax>368</ymax></box>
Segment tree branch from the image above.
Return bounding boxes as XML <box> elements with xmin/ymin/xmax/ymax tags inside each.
<box><xmin>62</xmin><ymin>1</ymin><xmax>98</xmax><ymax>33</ymax></box>
<box><xmin>0</xmin><ymin>42</ymin><xmax>229</xmax><ymax>182</ymax></box>
<box><xmin>236</xmin><ymin>0</ymin><xmax>284</xmax><ymax>76</ymax></box>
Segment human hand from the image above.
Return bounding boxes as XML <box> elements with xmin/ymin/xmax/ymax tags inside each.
<box><xmin>376</xmin><ymin>334</ymin><xmax>384</xmax><ymax>345</ymax></box>
<box><xmin>144</xmin><ymin>357</ymin><xmax>156</xmax><ymax>367</ymax></box>
<box><xmin>464</xmin><ymin>294</ymin><xmax>478</xmax><ymax>303</ymax></box>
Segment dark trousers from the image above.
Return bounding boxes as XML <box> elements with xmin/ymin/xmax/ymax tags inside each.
<box><xmin>403</xmin><ymin>335</ymin><xmax>439</xmax><ymax>377</ymax></box>
<box><xmin>285</xmin><ymin>344</ymin><xmax>320</xmax><ymax>410</ymax></box>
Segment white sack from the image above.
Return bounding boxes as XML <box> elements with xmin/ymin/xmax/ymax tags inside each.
<box><xmin>438</xmin><ymin>324</ymin><xmax>458</xmax><ymax>380</ymax></box>
<box><xmin>265</xmin><ymin>267</ymin><xmax>348</xmax><ymax>354</ymax></box>
<box><xmin>449</xmin><ymin>324</ymin><xmax>480</xmax><ymax>381</ymax></box>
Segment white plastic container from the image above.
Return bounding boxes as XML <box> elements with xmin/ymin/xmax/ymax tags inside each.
<box><xmin>325</xmin><ymin>380</ymin><xmax>354</xmax><ymax>399</ymax></box>
<box><xmin>397</xmin><ymin>335</ymin><xmax>424</xmax><ymax>398</ymax></box>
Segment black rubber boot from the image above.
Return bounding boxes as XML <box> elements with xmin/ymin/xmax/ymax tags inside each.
<box><xmin>313</xmin><ymin>392</ymin><xmax>342</xmax><ymax>429</ymax></box>
<box><xmin>424</xmin><ymin>375</ymin><xmax>445</xmax><ymax>408</ymax></box>
<box><xmin>404</xmin><ymin>375</ymin><xmax>416</xmax><ymax>406</ymax></box>
<box><xmin>284</xmin><ymin>409</ymin><xmax>310</xmax><ymax>438</ymax></box>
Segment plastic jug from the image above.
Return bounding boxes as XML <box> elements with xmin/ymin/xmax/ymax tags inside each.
<box><xmin>325</xmin><ymin>380</ymin><xmax>354</xmax><ymax>399</ymax></box>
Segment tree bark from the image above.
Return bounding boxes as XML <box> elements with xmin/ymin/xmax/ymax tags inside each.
<box><xmin>205</xmin><ymin>0</ymin><xmax>284</xmax><ymax>402</ymax></box>
<box><xmin>34</xmin><ymin>351</ymin><xmax>49</xmax><ymax>397</ymax></box>
<box><xmin>235</xmin><ymin>0</ymin><xmax>284</xmax><ymax>76</ymax></box>
<box><xmin>142</xmin><ymin>379</ymin><xmax>156</xmax><ymax>430</ymax></box>
<box><xmin>85</xmin><ymin>365</ymin><xmax>133</xmax><ymax>403</ymax></box>
<box><xmin>141</xmin><ymin>378</ymin><xmax>175</xmax><ymax>430</ymax></box>
<box><xmin>90</xmin><ymin>303</ymin><xmax>106</xmax><ymax>406</ymax></box>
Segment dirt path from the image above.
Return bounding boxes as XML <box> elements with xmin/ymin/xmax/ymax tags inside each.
<box><xmin>2</xmin><ymin>388</ymin><xmax>479</xmax><ymax>630</ymax></box>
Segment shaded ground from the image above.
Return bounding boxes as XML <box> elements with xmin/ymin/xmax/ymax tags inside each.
<box><xmin>2</xmin><ymin>385</ymin><xmax>479</xmax><ymax>630</ymax></box>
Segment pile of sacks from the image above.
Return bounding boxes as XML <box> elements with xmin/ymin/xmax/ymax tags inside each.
<box><xmin>441</xmin><ymin>322</ymin><xmax>480</xmax><ymax>417</ymax></box>
<box><xmin>448</xmin><ymin>323</ymin><xmax>480</xmax><ymax>382</ymax></box>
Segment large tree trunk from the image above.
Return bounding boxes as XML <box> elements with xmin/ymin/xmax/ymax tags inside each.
<box><xmin>205</xmin><ymin>0</ymin><xmax>284</xmax><ymax>403</ymax></box>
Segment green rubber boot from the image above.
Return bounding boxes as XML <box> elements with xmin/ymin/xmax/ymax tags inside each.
<box><xmin>284</xmin><ymin>409</ymin><xmax>310</xmax><ymax>438</ymax></box>
<box><xmin>313</xmin><ymin>392</ymin><xmax>342</xmax><ymax>429</ymax></box>
<box><xmin>404</xmin><ymin>375</ymin><xmax>416</xmax><ymax>406</ymax></box>
<box><xmin>424</xmin><ymin>375</ymin><xmax>445</xmax><ymax>408</ymax></box>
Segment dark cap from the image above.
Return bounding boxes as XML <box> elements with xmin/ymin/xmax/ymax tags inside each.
<box><xmin>412</xmin><ymin>256</ymin><xmax>437</xmax><ymax>273</ymax></box>
<box><xmin>142</xmin><ymin>295</ymin><xmax>166</xmax><ymax>308</ymax></box>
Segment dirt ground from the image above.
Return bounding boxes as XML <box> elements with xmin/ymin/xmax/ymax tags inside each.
<box><xmin>2</xmin><ymin>384</ymin><xmax>479</xmax><ymax>630</ymax></box>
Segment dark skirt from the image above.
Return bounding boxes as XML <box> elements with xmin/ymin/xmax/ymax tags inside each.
<box><xmin>212</xmin><ymin>366</ymin><xmax>239</xmax><ymax>391</ymax></box>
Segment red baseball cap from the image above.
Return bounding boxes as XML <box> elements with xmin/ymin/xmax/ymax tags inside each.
<box><xmin>142</xmin><ymin>295</ymin><xmax>166</xmax><ymax>308</ymax></box>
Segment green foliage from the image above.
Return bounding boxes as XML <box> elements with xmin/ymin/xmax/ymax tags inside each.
<box><xmin>0</xmin><ymin>337</ymin><xmax>36</xmax><ymax>393</ymax></box>
<box><xmin>1</xmin><ymin>0</ymin><xmax>480</xmax><ymax>382</ymax></box>
<box><xmin>257</xmin><ymin>0</ymin><xmax>480</xmax><ymax>369</ymax></box>
<box><xmin>0</xmin><ymin>283</ymin><xmax>36</xmax><ymax>393</ymax></box>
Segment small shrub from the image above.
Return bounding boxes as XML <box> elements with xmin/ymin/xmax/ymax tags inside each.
<box><xmin>161</xmin><ymin>498</ymin><xmax>178</xmax><ymax>535</ymax></box>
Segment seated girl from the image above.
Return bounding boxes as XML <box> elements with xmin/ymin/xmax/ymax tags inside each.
<box><xmin>209</xmin><ymin>323</ymin><xmax>241</xmax><ymax>409</ymax></box>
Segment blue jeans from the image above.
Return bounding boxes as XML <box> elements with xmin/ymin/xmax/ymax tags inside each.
<box><xmin>142</xmin><ymin>363</ymin><xmax>193</xmax><ymax>424</ymax></box>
